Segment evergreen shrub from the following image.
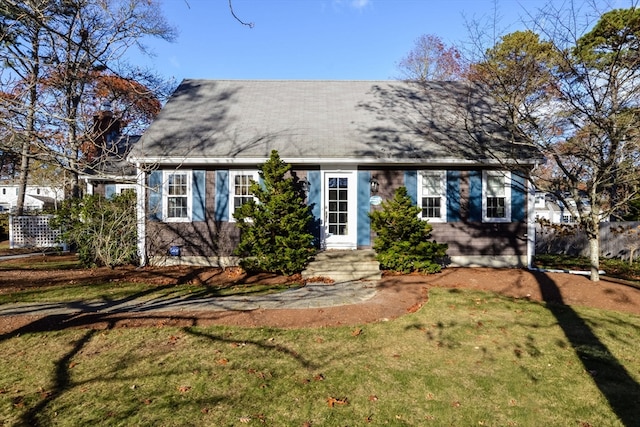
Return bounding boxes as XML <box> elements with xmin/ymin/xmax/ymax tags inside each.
<box><xmin>369</xmin><ymin>186</ymin><xmax>448</xmax><ymax>273</ymax></box>
<box><xmin>233</xmin><ymin>150</ymin><xmax>316</xmax><ymax>275</ymax></box>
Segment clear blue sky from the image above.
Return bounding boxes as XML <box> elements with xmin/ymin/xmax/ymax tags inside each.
<box><xmin>129</xmin><ymin>0</ymin><xmax>606</xmax><ymax>83</ymax></box>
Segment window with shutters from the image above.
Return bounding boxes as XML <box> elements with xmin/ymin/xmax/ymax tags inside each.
<box><xmin>163</xmin><ymin>171</ymin><xmax>192</xmax><ymax>222</ymax></box>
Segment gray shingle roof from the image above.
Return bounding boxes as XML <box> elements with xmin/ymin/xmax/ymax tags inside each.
<box><xmin>84</xmin><ymin>135</ymin><xmax>140</xmax><ymax>179</ymax></box>
<box><xmin>130</xmin><ymin>79</ymin><xmax>539</xmax><ymax>166</ymax></box>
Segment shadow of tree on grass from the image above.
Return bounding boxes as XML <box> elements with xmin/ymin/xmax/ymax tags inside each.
<box><xmin>533</xmin><ymin>271</ymin><xmax>640</xmax><ymax>427</ymax></box>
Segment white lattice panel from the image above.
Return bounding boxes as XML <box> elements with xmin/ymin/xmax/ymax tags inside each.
<box><xmin>9</xmin><ymin>215</ymin><xmax>62</xmax><ymax>249</ymax></box>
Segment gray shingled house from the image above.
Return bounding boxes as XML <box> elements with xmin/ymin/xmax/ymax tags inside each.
<box><xmin>128</xmin><ymin>79</ymin><xmax>542</xmax><ymax>268</ymax></box>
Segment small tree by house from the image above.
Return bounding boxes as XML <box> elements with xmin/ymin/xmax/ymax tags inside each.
<box><xmin>52</xmin><ymin>191</ymin><xmax>138</xmax><ymax>268</ymax></box>
<box><xmin>369</xmin><ymin>186</ymin><xmax>448</xmax><ymax>273</ymax></box>
<box><xmin>233</xmin><ymin>150</ymin><xmax>316</xmax><ymax>275</ymax></box>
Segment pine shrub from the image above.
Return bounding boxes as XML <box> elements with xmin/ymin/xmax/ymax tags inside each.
<box><xmin>233</xmin><ymin>150</ymin><xmax>316</xmax><ymax>275</ymax></box>
<box><xmin>369</xmin><ymin>186</ymin><xmax>448</xmax><ymax>273</ymax></box>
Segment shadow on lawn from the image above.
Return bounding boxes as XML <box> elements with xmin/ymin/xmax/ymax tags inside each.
<box><xmin>533</xmin><ymin>271</ymin><xmax>640</xmax><ymax>427</ymax></box>
<box><xmin>1</xmin><ymin>296</ymin><xmax>313</xmax><ymax>426</ymax></box>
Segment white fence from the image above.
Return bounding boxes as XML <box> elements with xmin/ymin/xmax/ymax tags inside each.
<box><xmin>9</xmin><ymin>215</ymin><xmax>63</xmax><ymax>249</ymax></box>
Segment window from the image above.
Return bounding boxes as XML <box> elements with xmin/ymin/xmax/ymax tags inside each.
<box><xmin>483</xmin><ymin>171</ymin><xmax>511</xmax><ymax>222</ymax></box>
<box><xmin>163</xmin><ymin>171</ymin><xmax>191</xmax><ymax>221</ymax></box>
<box><xmin>418</xmin><ymin>171</ymin><xmax>446</xmax><ymax>222</ymax></box>
<box><xmin>116</xmin><ymin>184</ymin><xmax>136</xmax><ymax>195</ymax></box>
<box><xmin>229</xmin><ymin>170</ymin><xmax>259</xmax><ymax>220</ymax></box>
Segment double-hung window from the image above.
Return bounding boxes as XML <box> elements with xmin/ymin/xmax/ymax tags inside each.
<box><xmin>419</xmin><ymin>170</ymin><xmax>446</xmax><ymax>222</ymax></box>
<box><xmin>483</xmin><ymin>170</ymin><xmax>511</xmax><ymax>222</ymax></box>
<box><xmin>164</xmin><ymin>171</ymin><xmax>191</xmax><ymax>221</ymax></box>
<box><xmin>229</xmin><ymin>170</ymin><xmax>259</xmax><ymax>220</ymax></box>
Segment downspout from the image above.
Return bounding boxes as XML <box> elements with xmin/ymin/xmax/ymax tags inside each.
<box><xmin>136</xmin><ymin>163</ymin><xmax>147</xmax><ymax>266</ymax></box>
<box><xmin>526</xmin><ymin>174</ymin><xmax>536</xmax><ymax>269</ymax></box>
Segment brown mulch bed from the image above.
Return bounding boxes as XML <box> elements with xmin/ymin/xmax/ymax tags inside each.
<box><xmin>1</xmin><ymin>254</ymin><xmax>639</xmax><ymax>334</ymax></box>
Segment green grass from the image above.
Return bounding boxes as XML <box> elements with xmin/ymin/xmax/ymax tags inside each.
<box><xmin>535</xmin><ymin>254</ymin><xmax>640</xmax><ymax>282</ymax></box>
<box><xmin>0</xmin><ymin>280</ymin><xmax>303</xmax><ymax>305</ymax></box>
<box><xmin>0</xmin><ymin>256</ymin><xmax>78</xmax><ymax>271</ymax></box>
<box><xmin>1</xmin><ymin>288</ymin><xmax>639</xmax><ymax>426</ymax></box>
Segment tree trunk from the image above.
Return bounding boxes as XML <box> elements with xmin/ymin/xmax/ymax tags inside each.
<box><xmin>16</xmin><ymin>27</ymin><xmax>41</xmax><ymax>215</ymax></box>
<box><xmin>589</xmin><ymin>236</ymin><xmax>600</xmax><ymax>282</ymax></box>
<box><xmin>15</xmin><ymin>145</ymin><xmax>30</xmax><ymax>216</ymax></box>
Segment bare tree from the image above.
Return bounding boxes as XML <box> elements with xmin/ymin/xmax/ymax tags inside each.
<box><xmin>0</xmin><ymin>0</ymin><xmax>50</xmax><ymax>214</ymax></box>
<box><xmin>397</xmin><ymin>34</ymin><xmax>466</xmax><ymax>82</ymax></box>
<box><xmin>1</xmin><ymin>0</ymin><xmax>176</xmax><ymax>207</ymax></box>
<box><xmin>468</xmin><ymin>2</ymin><xmax>640</xmax><ymax>281</ymax></box>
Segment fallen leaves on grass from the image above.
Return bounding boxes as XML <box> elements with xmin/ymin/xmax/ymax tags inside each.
<box><xmin>301</xmin><ymin>373</ymin><xmax>325</xmax><ymax>384</ymax></box>
<box><xmin>327</xmin><ymin>396</ymin><xmax>349</xmax><ymax>407</ymax></box>
<box><xmin>177</xmin><ymin>385</ymin><xmax>191</xmax><ymax>393</ymax></box>
<box><xmin>352</xmin><ymin>328</ymin><xmax>362</xmax><ymax>336</ymax></box>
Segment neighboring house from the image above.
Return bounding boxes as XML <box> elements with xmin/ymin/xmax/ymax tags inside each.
<box><xmin>0</xmin><ymin>182</ymin><xmax>63</xmax><ymax>212</ymax></box>
<box><xmin>81</xmin><ymin>134</ymin><xmax>140</xmax><ymax>198</ymax></box>
<box><xmin>534</xmin><ymin>191</ymin><xmax>607</xmax><ymax>224</ymax></box>
<box><xmin>534</xmin><ymin>192</ymin><xmax>572</xmax><ymax>223</ymax></box>
<box><xmin>81</xmin><ymin>106</ymin><xmax>139</xmax><ymax>198</ymax></box>
<box><xmin>129</xmin><ymin>79</ymin><xmax>542</xmax><ymax>268</ymax></box>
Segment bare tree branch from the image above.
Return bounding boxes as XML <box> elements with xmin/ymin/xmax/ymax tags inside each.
<box><xmin>229</xmin><ymin>0</ymin><xmax>254</xmax><ymax>28</ymax></box>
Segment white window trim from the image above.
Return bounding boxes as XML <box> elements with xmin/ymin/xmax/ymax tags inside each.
<box><xmin>482</xmin><ymin>170</ymin><xmax>511</xmax><ymax>223</ymax></box>
<box><xmin>228</xmin><ymin>170</ymin><xmax>260</xmax><ymax>222</ymax></box>
<box><xmin>418</xmin><ymin>170</ymin><xmax>447</xmax><ymax>222</ymax></box>
<box><xmin>115</xmin><ymin>184</ymin><xmax>136</xmax><ymax>194</ymax></box>
<box><xmin>163</xmin><ymin>170</ymin><xmax>192</xmax><ymax>222</ymax></box>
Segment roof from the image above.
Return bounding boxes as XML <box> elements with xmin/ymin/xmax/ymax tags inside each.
<box><xmin>83</xmin><ymin>135</ymin><xmax>140</xmax><ymax>180</ymax></box>
<box><xmin>129</xmin><ymin>79</ymin><xmax>540</xmax><ymax>167</ymax></box>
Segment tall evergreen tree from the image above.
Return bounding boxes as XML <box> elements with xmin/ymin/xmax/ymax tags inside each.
<box><xmin>233</xmin><ymin>150</ymin><xmax>315</xmax><ymax>275</ymax></box>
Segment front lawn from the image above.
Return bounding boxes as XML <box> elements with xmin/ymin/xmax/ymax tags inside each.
<box><xmin>1</xmin><ymin>287</ymin><xmax>638</xmax><ymax>426</ymax></box>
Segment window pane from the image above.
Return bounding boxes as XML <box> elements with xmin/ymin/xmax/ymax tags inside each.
<box><xmin>422</xmin><ymin>174</ymin><xmax>441</xmax><ymax>196</ymax></box>
<box><xmin>422</xmin><ymin>197</ymin><xmax>441</xmax><ymax>218</ymax></box>
<box><xmin>487</xmin><ymin>174</ymin><xmax>505</xmax><ymax>197</ymax></box>
<box><xmin>168</xmin><ymin>196</ymin><xmax>188</xmax><ymax>218</ymax></box>
<box><xmin>234</xmin><ymin>175</ymin><xmax>252</xmax><ymax>196</ymax></box>
<box><xmin>487</xmin><ymin>197</ymin><xmax>506</xmax><ymax>218</ymax></box>
<box><xmin>168</xmin><ymin>173</ymin><xmax>187</xmax><ymax>196</ymax></box>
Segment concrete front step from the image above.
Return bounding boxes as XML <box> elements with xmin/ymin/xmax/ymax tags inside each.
<box><xmin>302</xmin><ymin>250</ymin><xmax>381</xmax><ymax>282</ymax></box>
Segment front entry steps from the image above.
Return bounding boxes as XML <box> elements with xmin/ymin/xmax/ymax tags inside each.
<box><xmin>302</xmin><ymin>249</ymin><xmax>381</xmax><ymax>282</ymax></box>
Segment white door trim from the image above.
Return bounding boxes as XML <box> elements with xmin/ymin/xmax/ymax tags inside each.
<box><xmin>321</xmin><ymin>167</ymin><xmax>358</xmax><ymax>250</ymax></box>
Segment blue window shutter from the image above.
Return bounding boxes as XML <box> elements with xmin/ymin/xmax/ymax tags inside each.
<box><xmin>468</xmin><ymin>170</ymin><xmax>482</xmax><ymax>222</ymax></box>
<box><xmin>214</xmin><ymin>170</ymin><xmax>229</xmax><ymax>222</ymax></box>
<box><xmin>148</xmin><ymin>170</ymin><xmax>162</xmax><ymax>221</ymax></box>
<box><xmin>357</xmin><ymin>171</ymin><xmax>371</xmax><ymax>246</ymax></box>
<box><xmin>404</xmin><ymin>171</ymin><xmax>417</xmax><ymax>205</ymax></box>
<box><xmin>307</xmin><ymin>170</ymin><xmax>321</xmax><ymax>245</ymax></box>
<box><xmin>511</xmin><ymin>172</ymin><xmax>526</xmax><ymax>222</ymax></box>
<box><xmin>192</xmin><ymin>170</ymin><xmax>206</xmax><ymax>221</ymax></box>
<box><xmin>105</xmin><ymin>184</ymin><xmax>116</xmax><ymax>200</ymax></box>
<box><xmin>307</xmin><ymin>171</ymin><xmax>321</xmax><ymax>219</ymax></box>
<box><xmin>446</xmin><ymin>170</ymin><xmax>460</xmax><ymax>222</ymax></box>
